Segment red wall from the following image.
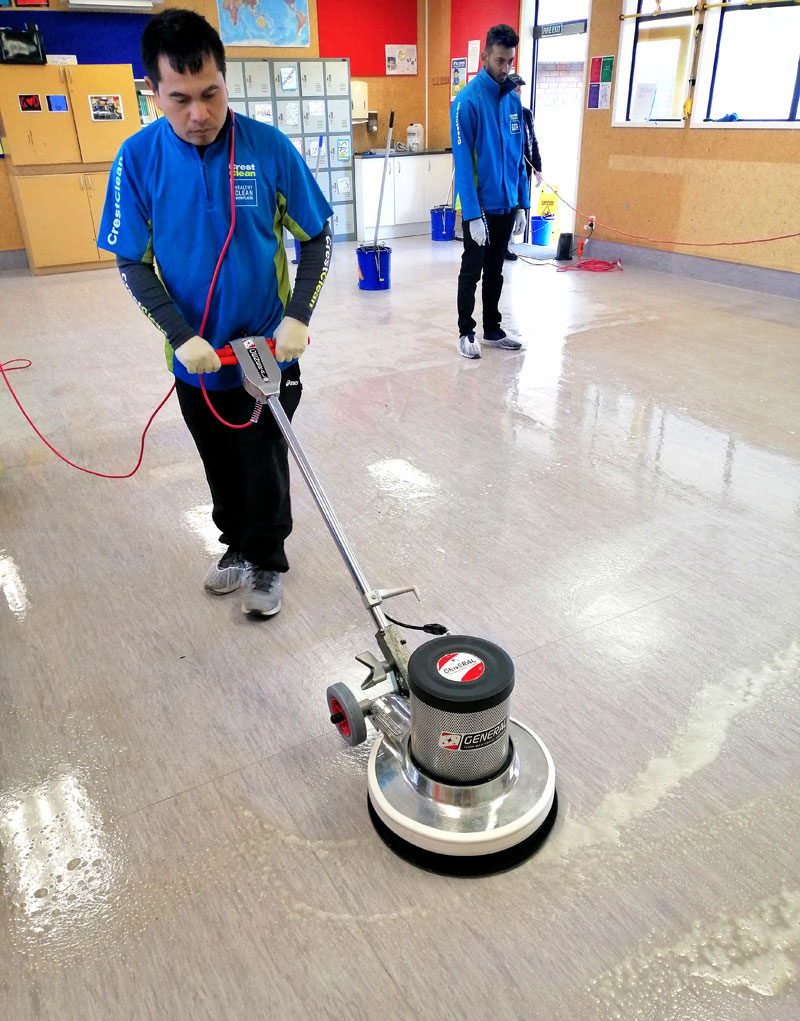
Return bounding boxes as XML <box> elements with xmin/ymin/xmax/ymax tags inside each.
<box><xmin>317</xmin><ymin>0</ymin><xmax>418</xmax><ymax>77</ymax></box>
<box><xmin>450</xmin><ymin>1</ymin><xmax>521</xmax><ymax>75</ymax></box>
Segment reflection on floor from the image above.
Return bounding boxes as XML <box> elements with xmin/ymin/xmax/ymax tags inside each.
<box><xmin>1</xmin><ymin>236</ymin><xmax>799</xmax><ymax>1018</ymax></box>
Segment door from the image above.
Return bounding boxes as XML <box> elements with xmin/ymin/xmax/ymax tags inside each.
<box><xmin>14</xmin><ymin>174</ymin><xmax>100</xmax><ymax>267</ymax></box>
<box><xmin>67</xmin><ymin>65</ymin><xmax>140</xmax><ymax>164</ymax></box>
<box><xmin>273</xmin><ymin>62</ymin><xmax>300</xmax><ymax>99</ymax></box>
<box><xmin>302</xmin><ymin>98</ymin><xmax>326</xmax><ymax>134</ymax></box>
<box><xmin>0</xmin><ymin>65</ymin><xmax>82</xmax><ymax>166</ymax></box>
<box><xmin>85</xmin><ymin>171</ymin><xmax>114</xmax><ymax>263</ymax></box>
<box><xmin>275</xmin><ymin>100</ymin><xmax>302</xmax><ymax>135</ymax></box>
<box><xmin>530</xmin><ymin>1</ymin><xmax>590</xmax><ymax>233</ymax></box>
<box><xmin>393</xmin><ymin>156</ymin><xmax>427</xmax><ymax>225</ymax></box>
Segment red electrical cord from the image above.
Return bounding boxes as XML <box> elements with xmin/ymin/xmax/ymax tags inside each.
<box><xmin>534</xmin><ymin>165</ymin><xmax>800</xmax><ymax>248</ymax></box>
<box><xmin>0</xmin><ymin>114</ymin><xmax>252</xmax><ymax>477</ymax></box>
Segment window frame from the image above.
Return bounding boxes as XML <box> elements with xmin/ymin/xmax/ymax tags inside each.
<box><xmin>613</xmin><ymin>0</ymin><xmax>699</xmax><ymax>128</ymax></box>
<box><xmin>691</xmin><ymin>0</ymin><xmax>800</xmax><ymax>130</ymax></box>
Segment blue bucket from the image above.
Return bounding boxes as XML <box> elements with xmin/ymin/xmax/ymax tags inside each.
<box><xmin>357</xmin><ymin>245</ymin><xmax>392</xmax><ymax>290</ymax></box>
<box><xmin>529</xmin><ymin>215</ymin><xmax>555</xmax><ymax>246</ymax></box>
<box><xmin>430</xmin><ymin>206</ymin><xmax>456</xmax><ymax>241</ymax></box>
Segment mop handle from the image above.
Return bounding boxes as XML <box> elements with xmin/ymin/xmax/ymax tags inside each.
<box><xmin>373</xmin><ymin>110</ymin><xmax>394</xmax><ymax>252</ymax></box>
<box><xmin>445</xmin><ymin>167</ymin><xmax>455</xmax><ymax>208</ymax></box>
<box><xmin>314</xmin><ymin>132</ymin><xmax>323</xmax><ymax>179</ymax></box>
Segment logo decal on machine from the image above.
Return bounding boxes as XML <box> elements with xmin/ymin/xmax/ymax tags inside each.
<box><xmin>439</xmin><ymin>719</ymin><xmax>508</xmax><ymax>751</ymax></box>
<box><xmin>436</xmin><ymin>652</ymin><xmax>485</xmax><ymax>683</ymax></box>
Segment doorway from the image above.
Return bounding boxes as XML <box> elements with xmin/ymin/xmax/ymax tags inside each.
<box><xmin>522</xmin><ymin>1</ymin><xmax>590</xmax><ymax>235</ymax></box>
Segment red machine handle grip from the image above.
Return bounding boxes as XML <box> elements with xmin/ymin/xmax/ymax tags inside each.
<box><xmin>216</xmin><ymin>338</ymin><xmax>277</xmax><ymax>366</ymax></box>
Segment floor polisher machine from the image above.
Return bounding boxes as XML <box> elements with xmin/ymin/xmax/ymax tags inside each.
<box><xmin>223</xmin><ymin>337</ymin><xmax>558</xmax><ymax>873</ymax></box>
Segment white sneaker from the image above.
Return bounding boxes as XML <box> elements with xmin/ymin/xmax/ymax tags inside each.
<box><xmin>458</xmin><ymin>333</ymin><xmax>481</xmax><ymax>359</ymax></box>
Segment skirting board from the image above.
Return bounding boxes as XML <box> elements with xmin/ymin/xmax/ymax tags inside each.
<box><xmin>588</xmin><ymin>240</ymin><xmax>800</xmax><ymax>301</ymax></box>
<box><xmin>0</xmin><ymin>249</ymin><xmax>28</xmax><ymax>271</ymax></box>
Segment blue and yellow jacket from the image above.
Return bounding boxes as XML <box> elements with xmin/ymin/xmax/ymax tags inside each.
<box><xmin>450</xmin><ymin>69</ymin><xmax>530</xmax><ymax>222</ymax></box>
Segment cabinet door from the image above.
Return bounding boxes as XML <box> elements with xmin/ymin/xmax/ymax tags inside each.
<box><xmin>0</xmin><ymin>65</ymin><xmax>81</xmax><ymax>166</ymax></box>
<box><xmin>302</xmin><ymin>98</ymin><xmax>326</xmax><ymax>134</ymax></box>
<box><xmin>273</xmin><ymin>62</ymin><xmax>300</xmax><ymax>98</ymax></box>
<box><xmin>393</xmin><ymin>157</ymin><xmax>427</xmax><ymax>224</ymax></box>
<box><xmin>275</xmin><ymin>100</ymin><xmax>302</xmax><ymax>136</ymax></box>
<box><xmin>300</xmin><ymin>62</ymin><xmax>325</xmax><ymax>96</ymax></box>
<box><xmin>244</xmin><ymin>61</ymin><xmax>271</xmax><ymax>98</ymax></box>
<box><xmin>327</xmin><ymin>99</ymin><xmax>350</xmax><ymax>133</ymax></box>
<box><xmin>358</xmin><ymin>158</ymin><xmax>394</xmax><ymax>234</ymax></box>
<box><xmin>67</xmin><ymin>65</ymin><xmax>140</xmax><ymax>163</ymax></box>
<box><xmin>424</xmin><ymin>154</ymin><xmax>454</xmax><ymax>211</ymax></box>
<box><xmin>227</xmin><ymin>61</ymin><xmax>246</xmax><ymax>99</ymax></box>
<box><xmin>14</xmin><ymin>174</ymin><xmax>100</xmax><ymax>267</ymax></box>
<box><xmin>331</xmin><ymin>203</ymin><xmax>354</xmax><ymax>237</ymax></box>
<box><xmin>85</xmin><ymin>171</ymin><xmax>115</xmax><ymax>263</ymax></box>
<box><xmin>325</xmin><ymin>61</ymin><xmax>349</xmax><ymax>96</ymax></box>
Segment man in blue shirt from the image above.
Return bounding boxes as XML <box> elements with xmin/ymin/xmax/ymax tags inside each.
<box><xmin>450</xmin><ymin>24</ymin><xmax>529</xmax><ymax>359</ymax></box>
<box><xmin>99</xmin><ymin>9</ymin><xmax>333</xmax><ymax>617</ymax></box>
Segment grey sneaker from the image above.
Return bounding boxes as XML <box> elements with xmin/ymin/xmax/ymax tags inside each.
<box><xmin>458</xmin><ymin>333</ymin><xmax>481</xmax><ymax>359</ymax></box>
<box><xmin>204</xmin><ymin>548</ymin><xmax>248</xmax><ymax>594</ymax></box>
<box><xmin>242</xmin><ymin>568</ymin><xmax>282</xmax><ymax>617</ymax></box>
<box><xmin>483</xmin><ymin>329</ymin><xmax>522</xmax><ymax>350</ymax></box>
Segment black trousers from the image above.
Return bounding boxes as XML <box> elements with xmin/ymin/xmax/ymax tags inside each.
<box><xmin>457</xmin><ymin>211</ymin><xmax>514</xmax><ymax>337</ymax></box>
<box><xmin>175</xmin><ymin>362</ymin><xmax>302</xmax><ymax>573</ymax></box>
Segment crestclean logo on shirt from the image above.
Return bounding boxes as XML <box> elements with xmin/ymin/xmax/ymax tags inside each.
<box><xmin>510</xmin><ymin>112</ymin><xmax>520</xmax><ymax>134</ymax></box>
<box><xmin>106</xmin><ymin>155</ymin><xmax>124</xmax><ymax>246</ymax></box>
<box><xmin>233</xmin><ymin>163</ymin><xmax>258</xmax><ymax>207</ymax></box>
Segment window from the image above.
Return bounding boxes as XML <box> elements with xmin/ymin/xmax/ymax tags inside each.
<box><xmin>702</xmin><ymin>1</ymin><xmax>800</xmax><ymax>123</ymax></box>
<box><xmin>615</xmin><ymin>1</ymin><xmax>698</xmax><ymax>125</ymax></box>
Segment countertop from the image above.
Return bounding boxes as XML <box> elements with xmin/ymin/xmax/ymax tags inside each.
<box><xmin>355</xmin><ymin>148</ymin><xmax>452</xmax><ymax>159</ymax></box>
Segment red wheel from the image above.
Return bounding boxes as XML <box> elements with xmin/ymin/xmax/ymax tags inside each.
<box><xmin>326</xmin><ymin>683</ymin><xmax>368</xmax><ymax>746</ymax></box>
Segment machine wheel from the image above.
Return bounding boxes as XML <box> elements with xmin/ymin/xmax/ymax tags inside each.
<box><xmin>326</xmin><ymin>683</ymin><xmax>368</xmax><ymax>746</ymax></box>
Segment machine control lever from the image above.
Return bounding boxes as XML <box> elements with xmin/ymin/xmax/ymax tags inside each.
<box><xmin>362</xmin><ymin>584</ymin><xmax>421</xmax><ymax>609</ymax></box>
<box><xmin>356</xmin><ymin>651</ymin><xmax>389</xmax><ymax>689</ymax></box>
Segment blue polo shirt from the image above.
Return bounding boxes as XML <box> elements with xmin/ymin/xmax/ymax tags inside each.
<box><xmin>98</xmin><ymin>113</ymin><xmax>333</xmax><ymax>389</ymax></box>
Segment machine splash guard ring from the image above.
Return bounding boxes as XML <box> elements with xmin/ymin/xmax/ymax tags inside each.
<box><xmin>366</xmin><ymin>719</ymin><xmax>556</xmax><ymax>867</ymax></box>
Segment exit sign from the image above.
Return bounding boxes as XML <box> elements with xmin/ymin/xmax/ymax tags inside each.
<box><xmin>542</xmin><ymin>24</ymin><xmax>562</xmax><ymax>37</ymax></box>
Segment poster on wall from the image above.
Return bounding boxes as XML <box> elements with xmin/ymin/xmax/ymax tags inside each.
<box><xmin>467</xmin><ymin>40</ymin><xmax>480</xmax><ymax>74</ymax></box>
<box><xmin>385</xmin><ymin>45</ymin><xmax>417</xmax><ymax>76</ymax></box>
<box><xmin>217</xmin><ymin>0</ymin><xmax>310</xmax><ymax>48</ymax></box>
<box><xmin>587</xmin><ymin>54</ymin><xmax>613</xmax><ymax>109</ymax></box>
<box><xmin>451</xmin><ymin>58</ymin><xmax>466</xmax><ymax>102</ymax></box>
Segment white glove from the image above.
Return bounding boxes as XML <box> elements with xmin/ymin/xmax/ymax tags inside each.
<box><xmin>273</xmin><ymin>315</ymin><xmax>309</xmax><ymax>363</ymax></box>
<box><xmin>174</xmin><ymin>335</ymin><xmax>221</xmax><ymax>374</ymax></box>
<box><xmin>469</xmin><ymin>218</ymin><xmax>487</xmax><ymax>246</ymax></box>
<box><xmin>512</xmin><ymin>208</ymin><xmax>528</xmax><ymax>235</ymax></box>
<box><xmin>534</xmin><ymin>170</ymin><xmax>543</xmax><ymax>188</ymax></box>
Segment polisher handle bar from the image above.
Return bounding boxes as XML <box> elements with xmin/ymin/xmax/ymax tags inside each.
<box><xmin>224</xmin><ymin>336</ymin><xmax>397</xmax><ymax>631</ymax></box>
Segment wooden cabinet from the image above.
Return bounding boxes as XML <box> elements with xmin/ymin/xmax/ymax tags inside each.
<box><xmin>11</xmin><ymin>172</ymin><xmax>113</xmax><ymax>269</ymax></box>
<box><xmin>0</xmin><ymin>64</ymin><xmax>138</xmax><ymax>272</ymax></box>
<box><xmin>0</xmin><ymin>64</ymin><xmax>138</xmax><ymax>167</ymax></box>
<box><xmin>355</xmin><ymin>153</ymin><xmax>454</xmax><ymax>242</ymax></box>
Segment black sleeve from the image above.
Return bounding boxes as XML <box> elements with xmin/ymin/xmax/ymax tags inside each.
<box><xmin>116</xmin><ymin>256</ymin><xmax>196</xmax><ymax>352</ymax></box>
<box><xmin>525</xmin><ymin>109</ymin><xmax>542</xmax><ymax>173</ymax></box>
<box><xmin>285</xmin><ymin>222</ymin><xmax>332</xmax><ymax>326</ymax></box>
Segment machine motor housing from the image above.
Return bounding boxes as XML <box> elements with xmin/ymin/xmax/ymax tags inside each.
<box><xmin>407</xmin><ymin>636</ymin><xmax>515</xmax><ymax>784</ymax></box>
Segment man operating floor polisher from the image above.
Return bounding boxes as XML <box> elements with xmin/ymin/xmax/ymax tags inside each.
<box><xmin>223</xmin><ymin>336</ymin><xmax>558</xmax><ymax>874</ymax></box>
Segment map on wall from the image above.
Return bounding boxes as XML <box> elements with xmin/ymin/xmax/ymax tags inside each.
<box><xmin>217</xmin><ymin>0</ymin><xmax>310</xmax><ymax>47</ymax></box>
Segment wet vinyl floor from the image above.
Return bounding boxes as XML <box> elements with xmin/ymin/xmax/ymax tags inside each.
<box><xmin>1</xmin><ymin>236</ymin><xmax>799</xmax><ymax>1020</ymax></box>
